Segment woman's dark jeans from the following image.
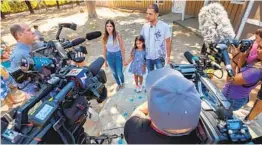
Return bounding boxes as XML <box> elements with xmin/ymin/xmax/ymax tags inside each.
<box><xmin>106</xmin><ymin>51</ymin><xmax>124</xmax><ymax>86</ymax></box>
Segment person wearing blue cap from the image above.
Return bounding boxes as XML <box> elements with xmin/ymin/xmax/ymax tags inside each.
<box><xmin>124</xmin><ymin>68</ymin><xmax>202</xmax><ymax>144</ymax></box>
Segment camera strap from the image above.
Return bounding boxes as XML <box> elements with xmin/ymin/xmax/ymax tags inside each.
<box><xmin>51</xmin><ymin>117</ymin><xmax>70</xmax><ymax>144</ymax></box>
<box><xmin>51</xmin><ymin>110</ymin><xmax>76</xmax><ymax>144</ymax></box>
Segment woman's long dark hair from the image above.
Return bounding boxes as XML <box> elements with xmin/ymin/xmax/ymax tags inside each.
<box><xmin>103</xmin><ymin>19</ymin><xmax>117</xmax><ymax>45</ymax></box>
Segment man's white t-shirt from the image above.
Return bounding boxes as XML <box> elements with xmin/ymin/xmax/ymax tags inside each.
<box><xmin>140</xmin><ymin>20</ymin><xmax>171</xmax><ymax>60</ymax></box>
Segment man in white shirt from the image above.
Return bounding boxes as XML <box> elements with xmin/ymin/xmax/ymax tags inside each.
<box><xmin>140</xmin><ymin>4</ymin><xmax>172</xmax><ymax>72</ymax></box>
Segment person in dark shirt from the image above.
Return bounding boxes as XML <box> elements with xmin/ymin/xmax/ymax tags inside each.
<box><xmin>124</xmin><ymin>68</ymin><xmax>202</xmax><ymax>144</ymax></box>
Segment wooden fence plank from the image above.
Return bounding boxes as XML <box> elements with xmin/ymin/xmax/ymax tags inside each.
<box><xmin>229</xmin><ymin>4</ymin><xmax>238</xmax><ymax>24</ymax></box>
<box><xmin>220</xmin><ymin>1</ymin><xmax>225</xmax><ymax>5</ymax></box>
<box><xmin>224</xmin><ymin>1</ymin><xmax>230</xmax><ymax>9</ymax></box>
<box><xmin>196</xmin><ymin>1</ymin><xmax>201</xmax><ymax>17</ymax></box>
<box><xmin>232</xmin><ymin>1</ymin><xmax>248</xmax><ymax>32</ymax></box>
<box><xmin>188</xmin><ymin>1</ymin><xmax>193</xmax><ymax>16</ymax></box>
<box><xmin>185</xmin><ymin>1</ymin><xmax>189</xmax><ymax>15</ymax></box>
<box><xmin>227</xmin><ymin>3</ymin><xmax>234</xmax><ymax>21</ymax></box>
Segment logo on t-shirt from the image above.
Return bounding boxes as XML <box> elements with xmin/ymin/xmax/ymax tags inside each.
<box><xmin>155</xmin><ymin>29</ymin><xmax>162</xmax><ymax>41</ymax></box>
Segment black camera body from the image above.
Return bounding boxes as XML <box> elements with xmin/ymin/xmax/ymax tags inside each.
<box><xmin>198</xmin><ymin>107</ymin><xmax>252</xmax><ymax>144</ymax></box>
<box><xmin>239</xmin><ymin>39</ymin><xmax>253</xmax><ymax>52</ymax></box>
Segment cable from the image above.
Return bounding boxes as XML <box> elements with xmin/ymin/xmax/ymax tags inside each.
<box><xmin>62</xmin><ymin>123</ymin><xmax>75</xmax><ymax>144</ymax></box>
<box><xmin>224</xmin><ymin>77</ymin><xmax>234</xmax><ymax>120</ymax></box>
<box><xmin>100</xmin><ymin>127</ymin><xmax>124</xmax><ymax>132</ymax></box>
<box><xmin>206</xmin><ymin>68</ymin><xmax>224</xmax><ymax>79</ymax></box>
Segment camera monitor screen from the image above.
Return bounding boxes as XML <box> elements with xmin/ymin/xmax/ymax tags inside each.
<box><xmin>227</xmin><ymin>121</ymin><xmax>241</xmax><ymax>130</ymax></box>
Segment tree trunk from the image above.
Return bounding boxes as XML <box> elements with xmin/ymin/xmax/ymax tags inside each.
<box><xmin>56</xmin><ymin>0</ymin><xmax>60</xmax><ymax>9</ymax></box>
<box><xmin>86</xmin><ymin>1</ymin><xmax>97</xmax><ymax>19</ymax></box>
<box><xmin>76</xmin><ymin>0</ymin><xmax>80</xmax><ymax>6</ymax></box>
<box><xmin>1</xmin><ymin>11</ymin><xmax>5</xmax><ymax>19</ymax></box>
<box><xmin>25</xmin><ymin>0</ymin><xmax>34</xmax><ymax>14</ymax></box>
<box><xmin>43</xmin><ymin>0</ymin><xmax>48</xmax><ymax>11</ymax></box>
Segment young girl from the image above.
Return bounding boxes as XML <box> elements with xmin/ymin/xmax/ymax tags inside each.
<box><xmin>127</xmin><ymin>36</ymin><xmax>146</xmax><ymax>92</ymax></box>
<box><xmin>0</xmin><ymin>66</ymin><xmax>27</xmax><ymax>111</ymax></box>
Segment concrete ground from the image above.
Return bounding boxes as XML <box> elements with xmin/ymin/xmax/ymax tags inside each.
<box><xmin>97</xmin><ymin>12</ymin><xmax>262</xmax><ymax>144</ymax></box>
<box><xmin>97</xmin><ymin>13</ymin><xmax>204</xmax><ymax>144</ymax></box>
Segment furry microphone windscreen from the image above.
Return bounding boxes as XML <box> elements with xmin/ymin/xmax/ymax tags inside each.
<box><xmin>198</xmin><ymin>2</ymin><xmax>236</xmax><ymax>45</ymax></box>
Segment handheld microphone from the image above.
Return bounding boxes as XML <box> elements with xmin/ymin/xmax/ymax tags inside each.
<box><xmin>86</xmin><ymin>31</ymin><xmax>102</xmax><ymax>40</ymax></box>
<box><xmin>215</xmin><ymin>44</ymin><xmax>233</xmax><ymax>77</ymax></box>
<box><xmin>89</xmin><ymin>57</ymin><xmax>105</xmax><ymax>76</ymax></box>
<box><xmin>184</xmin><ymin>51</ymin><xmax>200</xmax><ymax>64</ymax></box>
<box><xmin>63</xmin><ymin>38</ymin><xmax>86</xmax><ymax>49</ymax></box>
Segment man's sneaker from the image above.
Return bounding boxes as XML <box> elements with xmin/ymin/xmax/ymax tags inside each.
<box><xmin>121</xmin><ymin>83</ymin><xmax>125</xmax><ymax>88</ymax></box>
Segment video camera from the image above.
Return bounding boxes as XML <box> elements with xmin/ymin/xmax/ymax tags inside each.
<box><xmin>236</xmin><ymin>39</ymin><xmax>253</xmax><ymax>53</ymax></box>
<box><xmin>1</xmin><ymin>57</ymin><xmax>107</xmax><ymax>144</ymax></box>
<box><xmin>201</xmin><ymin>38</ymin><xmax>254</xmax><ymax>68</ymax></box>
<box><xmin>9</xmin><ymin>22</ymin><xmax>102</xmax><ymax>89</ymax></box>
<box><xmin>170</xmin><ymin>51</ymin><xmax>253</xmax><ymax>143</ymax></box>
<box><xmin>32</xmin><ymin>22</ymin><xmax>101</xmax><ymax>64</ymax></box>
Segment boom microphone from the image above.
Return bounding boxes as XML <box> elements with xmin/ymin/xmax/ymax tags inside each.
<box><xmin>63</xmin><ymin>38</ymin><xmax>86</xmax><ymax>49</ymax></box>
<box><xmin>89</xmin><ymin>57</ymin><xmax>105</xmax><ymax>76</ymax></box>
<box><xmin>58</xmin><ymin>23</ymin><xmax>77</xmax><ymax>30</ymax></box>
<box><xmin>198</xmin><ymin>2</ymin><xmax>235</xmax><ymax>45</ymax></box>
<box><xmin>86</xmin><ymin>31</ymin><xmax>102</xmax><ymax>40</ymax></box>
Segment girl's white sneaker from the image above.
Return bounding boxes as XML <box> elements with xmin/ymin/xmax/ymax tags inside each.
<box><xmin>139</xmin><ymin>85</ymin><xmax>143</xmax><ymax>92</ymax></box>
<box><xmin>136</xmin><ymin>85</ymin><xmax>140</xmax><ymax>93</ymax></box>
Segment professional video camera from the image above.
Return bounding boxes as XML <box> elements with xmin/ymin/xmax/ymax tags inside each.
<box><xmin>32</xmin><ymin>22</ymin><xmax>101</xmax><ymax>66</ymax></box>
<box><xmin>235</xmin><ymin>39</ymin><xmax>253</xmax><ymax>53</ymax></box>
<box><xmin>201</xmin><ymin>38</ymin><xmax>254</xmax><ymax>67</ymax></box>
<box><xmin>9</xmin><ymin>22</ymin><xmax>102</xmax><ymax>90</ymax></box>
<box><xmin>1</xmin><ymin>57</ymin><xmax>111</xmax><ymax>144</ymax></box>
<box><xmin>170</xmin><ymin>51</ymin><xmax>253</xmax><ymax>143</ymax></box>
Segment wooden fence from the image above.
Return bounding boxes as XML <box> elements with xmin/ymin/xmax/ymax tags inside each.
<box><xmin>96</xmin><ymin>0</ymin><xmax>172</xmax><ymax>15</ymax></box>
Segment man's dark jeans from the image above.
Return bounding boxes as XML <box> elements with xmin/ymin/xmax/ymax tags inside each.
<box><xmin>146</xmin><ymin>58</ymin><xmax>165</xmax><ymax>72</ymax></box>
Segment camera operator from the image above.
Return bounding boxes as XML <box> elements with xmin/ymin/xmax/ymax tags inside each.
<box><xmin>9</xmin><ymin>23</ymin><xmax>85</xmax><ymax>97</ymax></box>
<box><xmin>238</xmin><ymin>29</ymin><xmax>262</xmax><ymax>122</ymax></box>
<box><xmin>222</xmin><ymin>38</ymin><xmax>262</xmax><ymax>111</ymax></box>
<box><xmin>246</xmin><ymin>29</ymin><xmax>262</xmax><ymax>64</ymax></box>
<box><xmin>231</xmin><ymin>29</ymin><xmax>262</xmax><ymax>70</ymax></box>
<box><xmin>124</xmin><ymin>68</ymin><xmax>201</xmax><ymax>144</ymax></box>
<box><xmin>9</xmin><ymin>24</ymin><xmax>39</xmax><ymax>96</ymax></box>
